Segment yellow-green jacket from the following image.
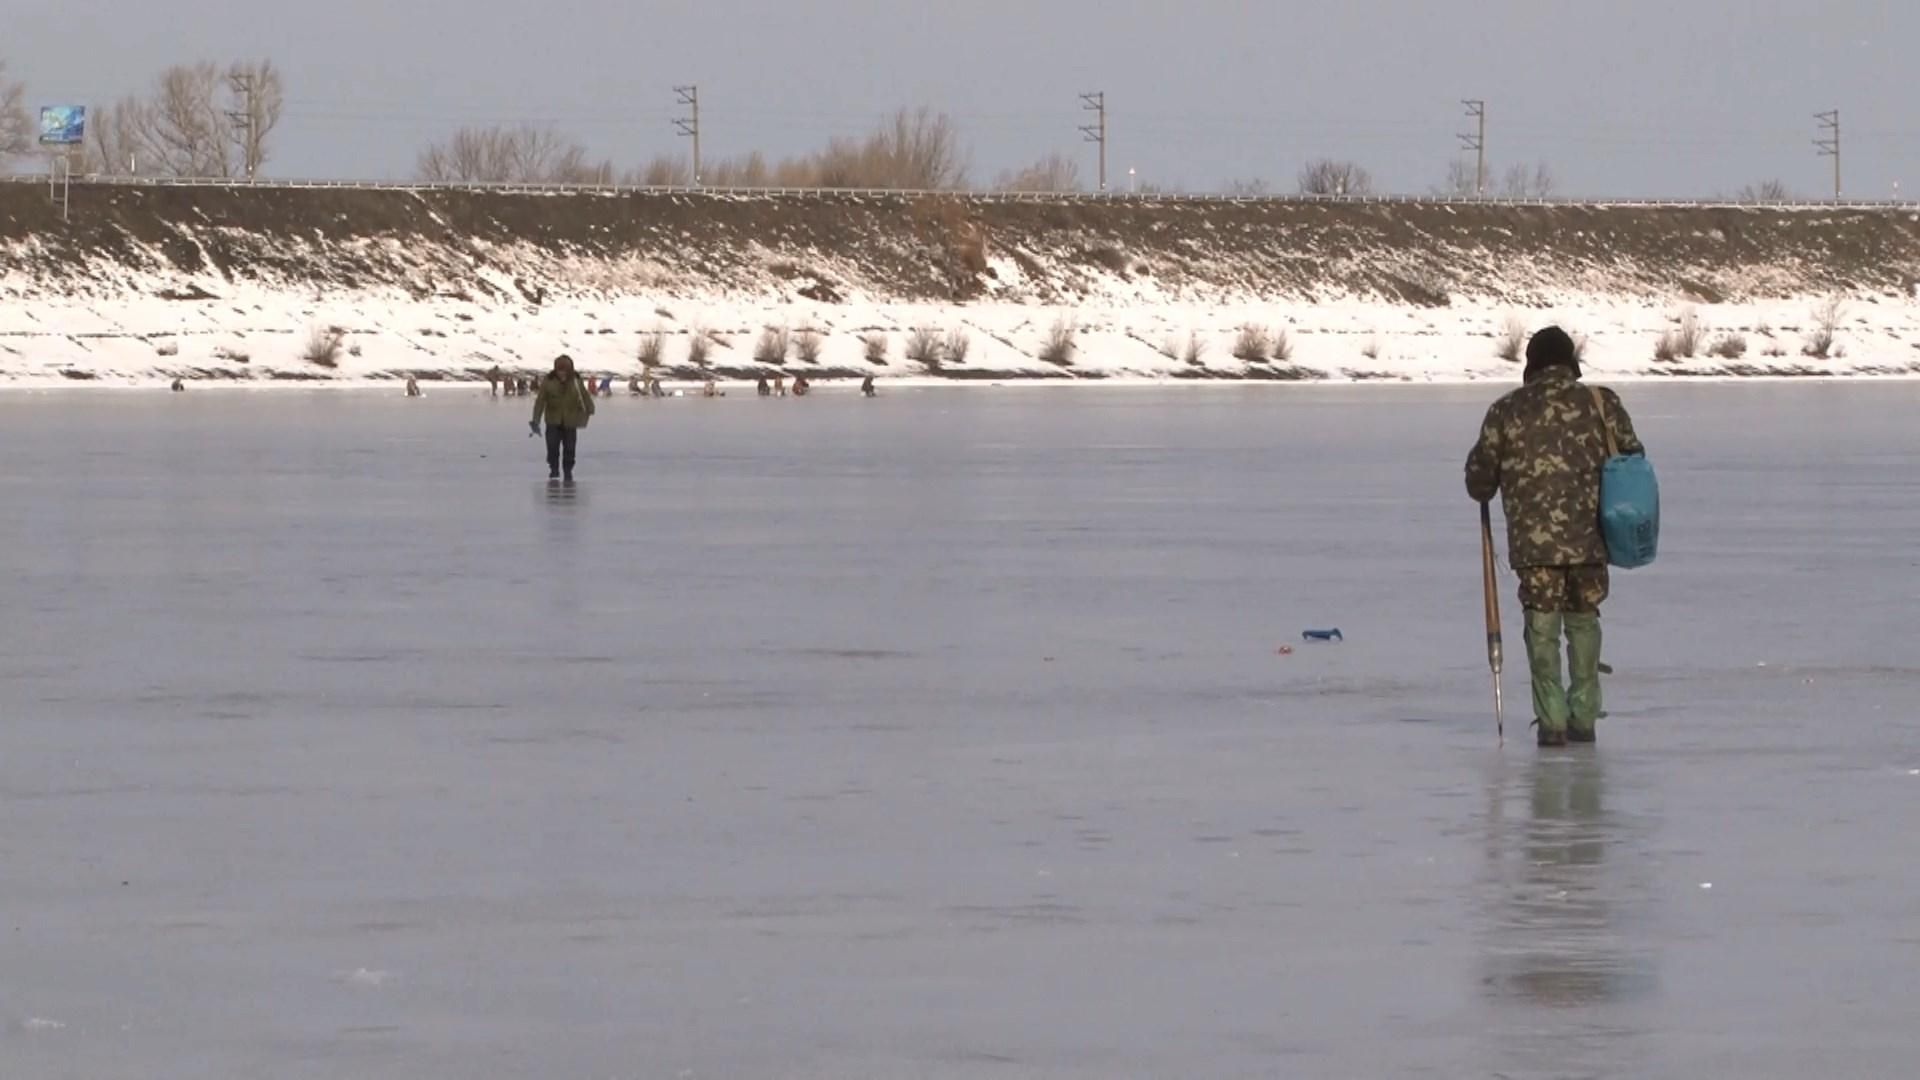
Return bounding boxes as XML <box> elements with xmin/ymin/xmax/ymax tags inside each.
<box><xmin>532</xmin><ymin>374</ymin><xmax>596</xmax><ymax>429</ymax></box>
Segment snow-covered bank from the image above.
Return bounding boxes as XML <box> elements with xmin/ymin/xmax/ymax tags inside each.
<box><xmin>4</xmin><ymin>185</ymin><xmax>1918</xmax><ymax>386</ymax></box>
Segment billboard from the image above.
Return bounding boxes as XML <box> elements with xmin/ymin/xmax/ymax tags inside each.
<box><xmin>39</xmin><ymin>106</ymin><xmax>87</xmax><ymax>146</ymax></box>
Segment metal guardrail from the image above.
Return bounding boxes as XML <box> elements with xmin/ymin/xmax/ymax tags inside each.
<box><xmin>2</xmin><ymin>172</ymin><xmax>1916</xmax><ymax>211</ymax></box>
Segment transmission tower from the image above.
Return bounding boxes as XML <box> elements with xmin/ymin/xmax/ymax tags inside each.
<box><xmin>1458</xmin><ymin>99</ymin><xmax>1486</xmax><ymax>196</ymax></box>
<box><xmin>227</xmin><ymin>70</ymin><xmax>258</xmax><ymax>180</ymax></box>
<box><xmin>674</xmin><ymin>86</ymin><xmax>701</xmax><ymax>185</ymax></box>
<box><xmin>1080</xmin><ymin>92</ymin><xmax>1107</xmax><ymax>192</ymax></box>
<box><xmin>1814</xmin><ymin>109</ymin><xmax>1840</xmax><ymax>200</ymax></box>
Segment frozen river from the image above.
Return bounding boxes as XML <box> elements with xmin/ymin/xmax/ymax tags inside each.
<box><xmin>2</xmin><ymin>383</ymin><xmax>1917</xmax><ymax>1078</ymax></box>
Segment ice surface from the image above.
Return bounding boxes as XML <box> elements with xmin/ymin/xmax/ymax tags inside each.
<box><xmin>1</xmin><ymin>384</ymin><xmax>1917</xmax><ymax>1078</ymax></box>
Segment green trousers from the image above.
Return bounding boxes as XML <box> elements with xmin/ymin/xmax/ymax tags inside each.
<box><xmin>1524</xmin><ymin>610</ymin><xmax>1602</xmax><ymax>738</ymax></box>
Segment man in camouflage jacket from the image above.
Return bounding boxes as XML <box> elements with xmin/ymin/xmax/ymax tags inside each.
<box><xmin>1465</xmin><ymin>327</ymin><xmax>1643</xmax><ymax>746</ymax></box>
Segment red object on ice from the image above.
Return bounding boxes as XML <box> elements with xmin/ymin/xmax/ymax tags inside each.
<box><xmin>1276</xmin><ymin>645</ymin><xmax>1294</xmax><ymax>656</ymax></box>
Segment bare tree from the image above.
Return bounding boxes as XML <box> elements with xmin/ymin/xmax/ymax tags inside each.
<box><xmin>1738</xmin><ymin>179</ymin><xmax>1792</xmax><ymax>201</ymax></box>
<box><xmin>133</xmin><ymin>62</ymin><xmax>233</xmax><ymax>176</ymax></box>
<box><xmin>1297</xmin><ymin>159</ymin><xmax>1372</xmax><ymax>196</ymax></box>
<box><xmin>0</xmin><ymin>61</ymin><xmax>30</xmax><ymax>160</ymax></box>
<box><xmin>1223</xmin><ymin>177</ymin><xmax>1271</xmax><ymax>197</ymax></box>
<box><xmin>1435</xmin><ymin>158</ymin><xmax>1480</xmax><ymax>197</ymax></box>
<box><xmin>82</xmin><ymin>60</ymin><xmax>282</xmax><ymax>177</ymax></box>
<box><xmin>226</xmin><ymin>59</ymin><xmax>284</xmax><ymax>178</ymax></box>
<box><xmin>1501</xmin><ymin>161</ymin><xmax>1556</xmax><ymax>198</ymax></box>
<box><xmin>416</xmin><ymin>124</ymin><xmax>611</xmax><ymax>184</ymax></box>
<box><xmin>997</xmin><ymin>152</ymin><xmax>1082</xmax><ymax>192</ymax></box>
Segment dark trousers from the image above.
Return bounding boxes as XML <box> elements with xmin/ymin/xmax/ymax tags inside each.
<box><xmin>545</xmin><ymin>425</ymin><xmax>578</xmax><ymax>476</ymax></box>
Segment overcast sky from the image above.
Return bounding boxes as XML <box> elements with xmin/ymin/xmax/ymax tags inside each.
<box><xmin>10</xmin><ymin>0</ymin><xmax>1915</xmax><ymax>197</ymax></box>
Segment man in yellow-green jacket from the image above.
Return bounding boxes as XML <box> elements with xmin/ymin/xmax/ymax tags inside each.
<box><xmin>528</xmin><ymin>354</ymin><xmax>596</xmax><ymax>481</ymax></box>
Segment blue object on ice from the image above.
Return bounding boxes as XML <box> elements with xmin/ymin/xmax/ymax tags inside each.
<box><xmin>1302</xmin><ymin>629</ymin><xmax>1343</xmax><ymax>642</ymax></box>
<box><xmin>1590</xmin><ymin>386</ymin><xmax>1659</xmax><ymax>569</ymax></box>
<box><xmin>1599</xmin><ymin>453</ymin><xmax>1659</xmax><ymax>568</ymax></box>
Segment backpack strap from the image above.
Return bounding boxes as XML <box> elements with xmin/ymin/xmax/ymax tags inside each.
<box><xmin>1587</xmin><ymin>385</ymin><xmax>1619</xmax><ymax>457</ymax></box>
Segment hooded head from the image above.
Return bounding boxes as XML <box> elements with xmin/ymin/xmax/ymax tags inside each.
<box><xmin>1522</xmin><ymin>326</ymin><xmax>1580</xmax><ymax>383</ymax></box>
<box><xmin>552</xmin><ymin>354</ymin><xmax>576</xmax><ymax>380</ymax></box>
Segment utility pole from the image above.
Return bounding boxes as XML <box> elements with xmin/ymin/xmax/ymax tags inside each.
<box><xmin>1815</xmin><ymin>109</ymin><xmax>1840</xmax><ymax>200</ymax></box>
<box><xmin>674</xmin><ymin>85</ymin><xmax>701</xmax><ymax>186</ymax></box>
<box><xmin>1080</xmin><ymin>91</ymin><xmax>1107</xmax><ymax>193</ymax></box>
<box><xmin>227</xmin><ymin>70</ymin><xmax>258</xmax><ymax>180</ymax></box>
<box><xmin>1459</xmin><ymin>99</ymin><xmax>1486</xmax><ymax>196</ymax></box>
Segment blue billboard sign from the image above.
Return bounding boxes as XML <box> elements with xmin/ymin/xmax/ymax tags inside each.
<box><xmin>39</xmin><ymin>106</ymin><xmax>87</xmax><ymax>146</ymax></box>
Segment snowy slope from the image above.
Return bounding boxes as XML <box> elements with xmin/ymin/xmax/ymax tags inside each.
<box><xmin>3</xmin><ymin>185</ymin><xmax>1917</xmax><ymax>387</ymax></box>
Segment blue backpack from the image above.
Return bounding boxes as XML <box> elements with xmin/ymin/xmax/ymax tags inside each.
<box><xmin>1590</xmin><ymin>387</ymin><xmax>1659</xmax><ymax>568</ymax></box>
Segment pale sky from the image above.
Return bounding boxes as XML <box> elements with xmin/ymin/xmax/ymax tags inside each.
<box><xmin>9</xmin><ymin>0</ymin><xmax>1915</xmax><ymax>197</ymax></box>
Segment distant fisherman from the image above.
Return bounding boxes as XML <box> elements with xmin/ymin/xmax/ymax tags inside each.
<box><xmin>529</xmin><ymin>354</ymin><xmax>596</xmax><ymax>482</ymax></box>
<box><xmin>405</xmin><ymin>375</ymin><xmax>422</xmax><ymax>398</ymax></box>
<box><xmin>792</xmin><ymin>375</ymin><xmax>811</xmax><ymax>397</ymax></box>
<box><xmin>487</xmin><ymin>365</ymin><xmax>503</xmax><ymax>396</ymax></box>
<box><xmin>170</xmin><ymin>378</ymin><xmax>185</xmax><ymax>392</ymax></box>
<box><xmin>629</xmin><ymin>374</ymin><xmax>643</xmax><ymax>396</ymax></box>
<box><xmin>757</xmin><ymin>377</ymin><xmax>771</xmax><ymax>397</ymax></box>
<box><xmin>1466</xmin><ymin>326</ymin><xmax>1645</xmax><ymax>747</ymax></box>
<box><xmin>861</xmin><ymin>374</ymin><xmax>876</xmax><ymax>398</ymax></box>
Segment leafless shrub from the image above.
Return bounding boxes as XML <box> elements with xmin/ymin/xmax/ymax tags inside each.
<box><xmin>1709</xmin><ymin>333</ymin><xmax>1748</xmax><ymax>359</ymax></box>
<box><xmin>637</xmin><ymin>329</ymin><xmax>666</xmax><ymax>369</ymax></box>
<box><xmin>1739</xmin><ymin>179</ymin><xmax>1791</xmax><ymax>201</ymax></box>
<box><xmin>996</xmin><ymin>151</ymin><xmax>1082</xmax><ymax>193</ymax></box>
<box><xmin>628</xmin><ymin>155</ymin><xmax>693</xmax><ymax>186</ymax></box>
<box><xmin>1763</xmin><ymin>341</ymin><xmax>1788</xmax><ymax>358</ymax></box>
<box><xmin>1656</xmin><ymin>308</ymin><xmax>1704</xmax><ymax>361</ymax></box>
<box><xmin>905</xmin><ymin>326</ymin><xmax>943</xmax><ymax>368</ymax></box>
<box><xmin>1271</xmin><ymin>328</ymin><xmax>1295</xmax><ymax>363</ymax></box>
<box><xmin>212</xmin><ymin>345</ymin><xmax>249</xmax><ymax>363</ymax></box>
<box><xmin>754</xmin><ymin>325</ymin><xmax>790</xmax><ymax>365</ymax></box>
<box><xmin>303</xmin><ymin>326</ymin><xmax>343</xmax><ymax>367</ymax></box>
<box><xmin>794</xmin><ymin>327</ymin><xmax>824</xmax><ymax>364</ymax></box>
<box><xmin>812</xmin><ymin>107</ymin><xmax>968</xmax><ymax>189</ymax></box>
<box><xmin>1297</xmin><ymin>159</ymin><xmax>1373</xmax><ymax>196</ymax></box>
<box><xmin>687</xmin><ymin>329</ymin><xmax>711</xmax><ymax>368</ymax></box>
<box><xmin>862</xmin><ymin>333</ymin><xmax>890</xmax><ymax>365</ymax></box>
<box><xmin>1233</xmin><ymin>324</ymin><xmax>1272</xmax><ymax>362</ymax></box>
<box><xmin>1803</xmin><ymin>296</ymin><xmax>1844</xmax><ymax>359</ymax></box>
<box><xmin>1040</xmin><ymin>316</ymin><xmax>1077</xmax><ymax>366</ymax></box>
<box><xmin>1159</xmin><ymin>336</ymin><xmax>1181</xmax><ymax>361</ymax></box>
<box><xmin>1360</xmin><ymin>336</ymin><xmax>1381</xmax><ymax>361</ymax></box>
<box><xmin>153</xmin><ymin>337</ymin><xmax>179</xmax><ymax>357</ymax></box>
<box><xmin>1496</xmin><ymin>316</ymin><xmax>1527</xmax><ymax>362</ymax></box>
<box><xmin>944</xmin><ymin>326</ymin><xmax>970</xmax><ymax>364</ymax></box>
<box><xmin>1185</xmin><ymin>332</ymin><xmax>1209</xmax><ymax>366</ymax></box>
<box><xmin>416</xmin><ymin>123</ymin><xmax>612</xmax><ymax>184</ymax></box>
<box><xmin>348</xmin><ymin>343</ymin><xmax>362</xmax><ymax>357</ymax></box>
<box><xmin>1673</xmin><ymin>308</ymin><xmax>1705</xmax><ymax>357</ymax></box>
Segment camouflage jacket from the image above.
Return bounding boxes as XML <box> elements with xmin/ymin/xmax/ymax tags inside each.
<box><xmin>1464</xmin><ymin>367</ymin><xmax>1644</xmax><ymax>568</ymax></box>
